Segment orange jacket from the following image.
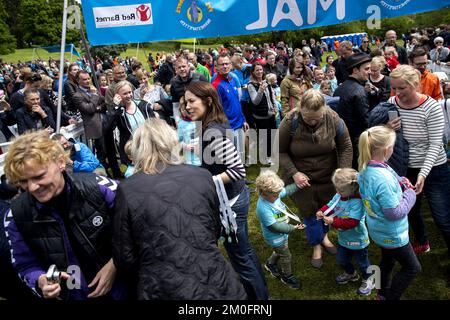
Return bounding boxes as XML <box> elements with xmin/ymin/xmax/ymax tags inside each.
<box><xmin>420</xmin><ymin>70</ymin><xmax>442</xmax><ymax>101</ymax></box>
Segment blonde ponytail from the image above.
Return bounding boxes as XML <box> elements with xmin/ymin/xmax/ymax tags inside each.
<box><xmin>358</xmin><ymin>126</ymin><xmax>396</xmax><ymax>171</ymax></box>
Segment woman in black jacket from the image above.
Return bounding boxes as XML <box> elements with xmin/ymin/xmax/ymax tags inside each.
<box><xmin>184</xmin><ymin>81</ymin><xmax>269</xmax><ymax>300</ymax></box>
<box><xmin>113</xmin><ymin>118</ymin><xmax>246</xmax><ymax>300</ymax></box>
<box><xmin>247</xmin><ymin>62</ymin><xmax>277</xmax><ymax>164</ymax></box>
<box><xmin>110</xmin><ymin>80</ymin><xmax>156</xmax><ymax>164</ymax></box>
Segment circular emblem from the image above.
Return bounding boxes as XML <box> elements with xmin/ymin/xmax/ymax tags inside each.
<box><xmin>136</xmin><ymin>4</ymin><xmax>151</xmax><ymax>22</ymax></box>
<box><xmin>92</xmin><ymin>216</ymin><xmax>103</xmax><ymax>227</ymax></box>
<box><xmin>187</xmin><ymin>3</ymin><xmax>203</xmax><ymax>23</ymax></box>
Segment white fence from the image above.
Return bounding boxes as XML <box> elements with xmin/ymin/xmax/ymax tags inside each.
<box><xmin>0</xmin><ymin>122</ymin><xmax>86</xmax><ymax>177</ymax></box>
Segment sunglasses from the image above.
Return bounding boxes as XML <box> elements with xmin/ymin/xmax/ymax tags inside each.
<box><xmin>363</xmin><ymin>41</ymin><xmax>369</xmax><ymax>43</ymax></box>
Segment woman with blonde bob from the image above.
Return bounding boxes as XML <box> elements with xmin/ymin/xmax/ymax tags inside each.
<box><xmin>4</xmin><ymin>130</ymin><xmax>124</xmax><ymax>300</ymax></box>
<box><xmin>279</xmin><ymin>89</ymin><xmax>353</xmax><ymax>268</ymax></box>
<box><xmin>388</xmin><ymin>64</ymin><xmax>450</xmax><ymax>256</ymax></box>
<box><xmin>112</xmin><ymin>118</ymin><xmax>246</xmax><ymax>300</ymax></box>
<box><xmin>358</xmin><ymin>126</ymin><xmax>420</xmax><ymax>300</ymax></box>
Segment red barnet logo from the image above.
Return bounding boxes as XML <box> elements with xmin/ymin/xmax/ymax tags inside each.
<box><xmin>136</xmin><ymin>4</ymin><xmax>151</xmax><ymax>22</ymax></box>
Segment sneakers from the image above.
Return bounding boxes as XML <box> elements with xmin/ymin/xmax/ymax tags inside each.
<box><xmin>336</xmin><ymin>271</ymin><xmax>360</xmax><ymax>284</ymax></box>
<box><xmin>264</xmin><ymin>262</ymin><xmax>281</xmax><ymax>279</ymax></box>
<box><xmin>357</xmin><ymin>279</ymin><xmax>376</xmax><ymax>296</ymax></box>
<box><xmin>413</xmin><ymin>240</ymin><xmax>431</xmax><ymax>255</ymax></box>
<box><xmin>280</xmin><ymin>274</ymin><xmax>301</xmax><ymax>290</ymax></box>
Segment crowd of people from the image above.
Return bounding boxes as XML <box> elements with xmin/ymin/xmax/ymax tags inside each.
<box><xmin>0</xmin><ymin>24</ymin><xmax>450</xmax><ymax>301</ymax></box>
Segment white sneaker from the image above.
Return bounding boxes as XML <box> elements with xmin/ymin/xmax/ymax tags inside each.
<box><xmin>357</xmin><ymin>278</ymin><xmax>375</xmax><ymax>296</ymax></box>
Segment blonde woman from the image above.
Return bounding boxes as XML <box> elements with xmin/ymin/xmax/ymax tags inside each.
<box><xmin>278</xmin><ymin>89</ymin><xmax>353</xmax><ymax>268</ymax></box>
<box><xmin>112</xmin><ymin>118</ymin><xmax>246</xmax><ymax>300</ymax></box>
<box><xmin>358</xmin><ymin>126</ymin><xmax>420</xmax><ymax>300</ymax></box>
<box><xmin>388</xmin><ymin>65</ymin><xmax>450</xmax><ymax>256</ymax></box>
<box><xmin>4</xmin><ymin>130</ymin><xmax>122</xmax><ymax>300</ymax></box>
<box><xmin>111</xmin><ymin>80</ymin><xmax>156</xmax><ymax>164</ymax></box>
<box><xmin>367</xmin><ymin>56</ymin><xmax>391</xmax><ymax>111</ymax></box>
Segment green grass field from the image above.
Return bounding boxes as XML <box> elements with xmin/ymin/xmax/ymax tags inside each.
<box><xmin>0</xmin><ymin>42</ymin><xmax>213</xmax><ymax>65</ymax></box>
<box><xmin>221</xmin><ymin>164</ymin><xmax>450</xmax><ymax>300</ymax></box>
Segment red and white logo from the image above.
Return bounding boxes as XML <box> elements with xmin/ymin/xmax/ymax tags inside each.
<box><xmin>136</xmin><ymin>4</ymin><xmax>151</xmax><ymax>22</ymax></box>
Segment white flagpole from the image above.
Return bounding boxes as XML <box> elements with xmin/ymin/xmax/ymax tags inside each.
<box><xmin>56</xmin><ymin>0</ymin><xmax>68</xmax><ymax>133</ymax></box>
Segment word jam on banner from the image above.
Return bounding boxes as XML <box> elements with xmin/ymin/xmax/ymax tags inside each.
<box><xmin>81</xmin><ymin>0</ymin><xmax>450</xmax><ymax>46</ymax></box>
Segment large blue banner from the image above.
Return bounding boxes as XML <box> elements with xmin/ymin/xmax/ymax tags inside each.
<box><xmin>81</xmin><ymin>0</ymin><xmax>450</xmax><ymax>46</ymax></box>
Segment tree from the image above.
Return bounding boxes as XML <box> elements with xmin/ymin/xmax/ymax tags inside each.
<box><xmin>0</xmin><ymin>0</ymin><xmax>16</xmax><ymax>54</ymax></box>
<box><xmin>17</xmin><ymin>0</ymin><xmax>80</xmax><ymax>47</ymax></box>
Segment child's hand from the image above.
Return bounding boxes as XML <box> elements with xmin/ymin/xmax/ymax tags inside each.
<box><xmin>323</xmin><ymin>215</ymin><xmax>333</xmax><ymax>226</ymax></box>
<box><xmin>294</xmin><ymin>223</ymin><xmax>305</xmax><ymax>230</ymax></box>
<box><xmin>316</xmin><ymin>210</ymin><xmax>324</xmax><ymax>220</ymax></box>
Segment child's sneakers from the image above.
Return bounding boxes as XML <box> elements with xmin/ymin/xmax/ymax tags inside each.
<box><xmin>357</xmin><ymin>278</ymin><xmax>376</xmax><ymax>296</ymax></box>
<box><xmin>264</xmin><ymin>262</ymin><xmax>281</xmax><ymax>279</ymax></box>
<box><xmin>335</xmin><ymin>271</ymin><xmax>360</xmax><ymax>284</ymax></box>
<box><xmin>412</xmin><ymin>240</ymin><xmax>431</xmax><ymax>255</ymax></box>
<box><xmin>280</xmin><ymin>274</ymin><xmax>301</xmax><ymax>290</ymax></box>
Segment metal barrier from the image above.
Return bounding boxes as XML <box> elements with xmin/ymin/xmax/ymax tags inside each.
<box><xmin>0</xmin><ymin>122</ymin><xmax>86</xmax><ymax>177</ymax></box>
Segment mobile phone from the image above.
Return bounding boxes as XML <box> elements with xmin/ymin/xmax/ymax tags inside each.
<box><xmin>388</xmin><ymin>110</ymin><xmax>399</xmax><ymax>121</ymax></box>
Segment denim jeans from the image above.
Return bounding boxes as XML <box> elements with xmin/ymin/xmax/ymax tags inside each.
<box><xmin>407</xmin><ymin>164</ymin><xmax>450</xmax><ymax>249</ymax></box>
<box><xmin>379</xmin><ymin>243</ymin><xmax>421</xmax><ymax>300</ymax></box>
<box><xmin>336</xmin><ymin>245</ymin><xmax>370</xmax><ymax>279</ymax></box>
<box><xmin>233</xmin><ymin>127</ymin><xmax>246</xmax><ymax>164</ymax></box>
<box><xmin>224</xmin><ymin>186</ymin><xmax>269</xmax><ymax>300</ymax></box>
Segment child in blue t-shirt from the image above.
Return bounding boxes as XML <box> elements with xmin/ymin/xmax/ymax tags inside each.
<box><xmin>316</xmin><ymin>168</ymin><xmax>373</xmax><ymax>296</ymax></box>
<box><xmin>358</xmin><ymin>125</ymin><xmax>420</xmax><ymax>300</ymax></box>
<box><xmin>124</xmin><ymin>139</ymin><xmax>135</xmax><ymax>178</ymax></box>
<box><xmin>255</xmin><ymin>170</ymin><xmax>305</xmax><ymax>290</ymax></box>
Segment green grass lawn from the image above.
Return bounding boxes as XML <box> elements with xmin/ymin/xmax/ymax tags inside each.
<box><xmin>222</xmin><ymin>164</ymin><xmax>450</xmax><ymax>300</ymax></box>
<box><xmin>0</xmin><ymin>42</ymin><xmax>215</xmax><ymax>65</ymax></box>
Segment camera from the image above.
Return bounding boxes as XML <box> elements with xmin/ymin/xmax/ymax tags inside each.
<box><xmin>46</xmin><ymin>264</ymin><xmax>61</xmax><ymax>284</ymax></box>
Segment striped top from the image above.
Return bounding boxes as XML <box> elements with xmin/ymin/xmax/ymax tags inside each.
<box><xmin>389</xmin><ymin>96</ymin><xmax>446</xmax><ymax>178</ymax></box>
<box><xmin>208</xmin><ymin>136</ymin><xmax>246</xmax><ymax>182</ymax></box>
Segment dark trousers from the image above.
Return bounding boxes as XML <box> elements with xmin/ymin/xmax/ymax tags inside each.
<box><xmin>406</xmin><ymin>164</ymin><xmax>450</xmax><ymax>252</ymax></box>
<box><xmin>254</xmin><ymin>116</ymin><xmax>276</xmax><ymax>159</ymax></box>
<box><xmin>379</xmin><ymin>243</ymin><xmax>421</xmax><ymax>300</ymax></box>
<box><xmin>336</xmin><ymin>245</ymin><xmax>370</xmax><ymax>279</ymax></box>
<box><xmin>224</xmin><ymin>187</ymin><xmax>269</xmax><ymax>300</ymax></box>
<box><xmin>94</xmin><ymin>130</ymin><xmax>122</xmax><ymax>179</ymax></box>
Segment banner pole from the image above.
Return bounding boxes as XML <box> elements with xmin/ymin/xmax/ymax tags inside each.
<box><xmin>56</xmin><ymin>0</ymin><xmax>69</xmax><ymax>133</ymax></box>
<box><xmin>136</xmin><ymin>42</ymin><xmax>139</xmax><ymax>59</ymax></box>
<box><xmin>79</xmin><ymin>25</ymin><xmax>99</xmax><ymax>90</ymax></box>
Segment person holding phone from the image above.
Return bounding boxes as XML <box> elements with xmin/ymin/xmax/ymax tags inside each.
<box><xmin>110</xmin><ymin>80</ymin><xmax>156</xmax><ymax>165</ymax></box>
<box><xmin>388</xmin><ymin>65</ymin><xmax>450</xmax><ymax>257</ymax></box>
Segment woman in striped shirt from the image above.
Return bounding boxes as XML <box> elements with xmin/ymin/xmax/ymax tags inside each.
<box><xmin>184</xmin><ymin>81</ymin><xmax>269</xmax><ymax>300</ymax></box>
<box><xmin>388</xmin><ymin>65</ymin><xmax>450</xmax><ymax>257</ymax></box>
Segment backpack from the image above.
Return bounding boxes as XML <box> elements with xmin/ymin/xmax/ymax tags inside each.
<box><xmin>290</xmin><ymin>113</ymin><xmax>345</xmax><ymax>141</ymax></box>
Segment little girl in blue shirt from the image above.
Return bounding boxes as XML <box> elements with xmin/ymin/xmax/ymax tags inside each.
<box><xmin>358</xmin><ymin>125</ymin><xmax>421</xmax><ymax>300</ymax></box>
<box><xmin>255</xmin><ymin>170</ymin><xmax>304</xmax><ymax>290</ymax></box>
<box><xmin>316</xmin><ymin>168</ymin><xmax>373</xmax><ymax>296</ymax></box>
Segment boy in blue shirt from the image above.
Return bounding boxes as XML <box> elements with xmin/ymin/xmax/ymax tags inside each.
<box><xmin>255</xmin><ymin>170</ymin><xmax>304</xmax><ymax>289</ymax></box>
<box><xmin>317</xmin><ymin>168</ymin><xmax>373</xmax><ymax>296</ymax></box>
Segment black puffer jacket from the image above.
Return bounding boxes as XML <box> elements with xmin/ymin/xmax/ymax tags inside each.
<box><xmin>369</xmin><ymin>102</ymin><xmax>409</xmax><ymax>176</ymax></box>
<box><xmin>112</xmin><ymin>164</ymin><xmax>246</xmax><ymax>300</ymax></box>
